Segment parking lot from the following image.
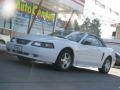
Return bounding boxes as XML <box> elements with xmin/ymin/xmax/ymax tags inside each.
<box><xmin>0</xmin><ymin>54</ymin><xmax>120</xmax><ymax>90</ymax></box>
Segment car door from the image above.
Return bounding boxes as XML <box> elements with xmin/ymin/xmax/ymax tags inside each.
<box><xmin>77</xmin><ymin>35</ymin><xmax>104</xmax><ymax>66</ymax></box>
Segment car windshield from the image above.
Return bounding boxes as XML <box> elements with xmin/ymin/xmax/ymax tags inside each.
<box><xmin>49</xmin><ymin>31</ymin><xmax>73</xmax><ymax>38</ymax></box>
<box><xmin>50</xmin><ymin>31</ymin><xmax>84</xmax><ymax>42</ymax></box>
<box><xmin>66</xmin><ymin>33</ymin><xmax>85</xmax><ymax>42</ymax></box>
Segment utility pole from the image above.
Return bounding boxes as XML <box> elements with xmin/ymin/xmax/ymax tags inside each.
<box><xmin>64</xmin><ymin>10</ymin><xmax>75</xmax><ymax>30</ymax></box>
<box><xmin>27</xmin><ymin>0</ymin><xmax>43</xmax><ymax>34</ymax></box>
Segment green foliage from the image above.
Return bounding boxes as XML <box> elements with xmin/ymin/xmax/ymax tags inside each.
<box><xmin>80</xmin><ymin>18</ymin><xmax>101</xmax><ymax>37</ymax></box>
<box><xmin>74</xmin><ymin>20</ymin><xmax>80</xmax><ymax>31</ymax></box>
<box><xmin>66</xmin><ymin>21</ymin><xmax>73</xmax><ymax>30</ymax></box>
<box><xmin>65</xmin><ymin>20</ymin><xmax>80</xmax><ymax>31</ymax></box>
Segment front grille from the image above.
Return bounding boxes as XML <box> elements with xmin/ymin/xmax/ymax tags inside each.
<box><xmin>16</xmin><ymin>38</ymin><xmax>30</xmax><ymax>45</ymax></box>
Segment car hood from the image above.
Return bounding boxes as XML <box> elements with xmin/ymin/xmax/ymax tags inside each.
<box><xmin>15</xmin><ymin>35</ymin><xmax>67</xmax><ymax>42</ymax></box>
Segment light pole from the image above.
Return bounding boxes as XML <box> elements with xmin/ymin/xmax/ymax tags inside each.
<box><xmin>64</xmin><ymin>10</ymin><xmax>75</xmax><ymax>30</ymax></box>
<box><xmin>27</xmin><ymin>0</ymin><xmax>43</xmax><ymax>34</ymax></box>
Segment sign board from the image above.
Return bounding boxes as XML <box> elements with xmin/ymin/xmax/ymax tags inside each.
<box><xmin>16</xmin><ymin>0</ymin><xmax>55</xmax><ymax>22</ymax></box>
<box><xmin>13</xmin><ymin>0</ymin><xmax>55</xmax><ymax>35</ymax></box>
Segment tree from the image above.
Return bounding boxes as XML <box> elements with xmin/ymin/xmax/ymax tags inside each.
<box><xmin>74</xmin><ymin>20</ymin><xmax>80</xmax><ymax>31</ymax></box>
<box><xmin>65</xmin><ymin>21</ymin><xmax>73</xmax><ymax>30</ymax></box>
<box><xmin>80</xmin><ymin>18</ymin><xmax>101</xmax><ymax>37</ymax></box>
<box><xmin>80</xmin><ymin>18</ymin><xmax>91</xmax><ymax>33</ymax></box>
<box><xmin>91</xmin><ymin>18</ymin><xmax>101</xmax><ymax>37</ymax></box>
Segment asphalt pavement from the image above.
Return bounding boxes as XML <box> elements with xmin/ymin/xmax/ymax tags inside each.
<box><xmin>0</xmin><ymin>54</ymin><xmax>120</xmax><ymax>90</ymax></box>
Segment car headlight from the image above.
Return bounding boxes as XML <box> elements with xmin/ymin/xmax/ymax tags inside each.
<box><xmin>10</xmin><ymin>37</ymin><xmax>16</xmax><ymax>42</ymax></box>
<box><xmin>32</xmin><ymin>41</ymin><xmax>54</xmax><ymax>48</ymax></box>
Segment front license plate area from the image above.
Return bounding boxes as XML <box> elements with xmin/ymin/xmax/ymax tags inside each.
<box><xmin>14</xmin><ymin>45</ymin><xmax>22</xmax><ymax>52</ymax></box>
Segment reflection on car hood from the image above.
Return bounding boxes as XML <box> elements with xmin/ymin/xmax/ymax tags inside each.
<box><xmin>15</xmin><ymin>35</ymin><xmax>66</xmax><ymax>42</ymax></box>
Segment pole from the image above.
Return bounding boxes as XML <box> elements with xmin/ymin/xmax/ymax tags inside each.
<box><xmin>52</xmin><ymin>13</ymin><xmax>57</xmax><ymax>33</ymax></box>
<box><xmin>27</xmin><ymin>2</ymin><xmax>33</xmax><ymax>32</ymax></box>
<box><xmin>64</xmin><ymin>10</ymin><xmax>75</xmax><ymax>30</ymax></box>
<box><xmin>9</xmin><ymin>18</ymin><xmax>12</xmax><ymax>38</ymax></box>
<box><xmin>42</xmin><ymin>21</ymin><xmax>44</xmax><ymax>35</ymax></box>
<box><xmin>2</xmin><ymin>19</ymin><xmax>6</xmax><ymax>34</ymax></box>
<box><xmin>27</xmin><ymin>0</ymin><xmax>43</xmax><ymax>34</ymax></box>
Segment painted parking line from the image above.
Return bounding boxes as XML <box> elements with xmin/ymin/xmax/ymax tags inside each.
<box><xmin>0</xmin><ymin>44</ymin><xmax>6</xmax><ymax>51</ymax></box>
<box><xmin>0</xmin><ymin>51</ymin><xmax>5</xmax><ymax>54</ymax></box>
<box><xmin>118</xmin><ymin>86</ymin><xmax>120</xmax><ymax>89</ymax></box>
<box><xmin>0</xmin><ymin>44</ymin><xmax>7</xmax><ymax>55</ymax></box>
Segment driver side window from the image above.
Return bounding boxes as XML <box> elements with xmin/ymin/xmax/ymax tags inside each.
<box><xmin>82</xmin><ymin>35</ymin><xmax>101</xmax><ymax>47</ymax></box>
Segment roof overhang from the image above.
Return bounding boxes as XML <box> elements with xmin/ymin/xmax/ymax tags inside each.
<box><xmin>25</xmin><ymin>0</ymin><xmax>85</xmax><ymax>13</ymax></box>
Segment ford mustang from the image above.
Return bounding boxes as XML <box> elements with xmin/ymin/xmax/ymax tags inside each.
<box><xmin>6</xmin><ymin>31</ymin><xmax>116</xmax><ymax>74</ymax></box>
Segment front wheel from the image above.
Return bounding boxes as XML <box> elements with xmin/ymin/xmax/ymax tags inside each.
<box><xmin>55</xmin><ymin>49</ymin><xmax>73</xmax><ymax>71</ymax></box>
<box><xmin>98</xmin><ymin>58</ymin><xmax>111</xmax><ymax>74</ymax></box>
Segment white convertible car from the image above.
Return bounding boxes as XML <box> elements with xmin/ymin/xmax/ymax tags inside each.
<box><xmin>6</xmin><ymin>31</ymin><xmax>116</xmax><ymax>74</ymax></box>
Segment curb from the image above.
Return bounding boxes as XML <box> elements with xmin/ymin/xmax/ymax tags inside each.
<box><xmin>114</xmin><ymin>66</ymin><xmax>120</xmax><ymax>69</ymax></box>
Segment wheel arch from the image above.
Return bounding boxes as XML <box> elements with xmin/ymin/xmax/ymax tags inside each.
<box><xmin>57</xmin><ymin>47</ymin><xmax>75</xmax><ymax>62</ymax></box>
<box><xmin>99</xmin><ymin>55</ymin><xmax>113</xmax><ymax>74</ymax></box>
<box><xmin>0</xmin><ymin>39</ymin><xmax>6</xmax><ymax>44</ymax></box>
<box><xmin>106</xmin><ymin>55</ymin><xmax>112</xmax><ymax>63</ymax></box>
<box><xmin>54</xmin><ymin>47</ymin><xmax>75</xmax><ymax>70</ymax></box>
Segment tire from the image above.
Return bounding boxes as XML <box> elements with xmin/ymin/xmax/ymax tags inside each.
<box><xmin>17</xmin><ymin>56</ymin><xmax>33</xmax><ymax>62</ymax></box>
<box><xmin>55</xmin><ymin>49</ymin><xmax>73</xmax><ymax>71</ymax></box>
<box><xmin>0</xmin><ymin>40</ymin><xmax>5</xmax><ymax>44</ymax></box>
<box><xmin>98</xmin><ymin>58</ymin><xmax>111</xmax><ymax>74</ymax></box>
<box><xmin>115</xmin><ymin>54</ymin><xmax>120</xmax><ymax>66</ymax></box>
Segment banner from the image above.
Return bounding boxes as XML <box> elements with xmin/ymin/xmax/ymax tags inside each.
<box><xmin>95</xmin><ymin>0</ymin><xmax>105</xmax><ymax>9</ymax></box>
<box><xmin>16</xmin><ymin>0</ymin><xmax>55</xmax><ymax>22</ymax></box>
<box><xmin>72</xmin><ymin>0</ymin><xmax>85</xmax><ymax>6</ymax></box>
<box><xmin>12</xmin><ymin>0</ymin><xmax>55</xmax><ymax>34</ymax></box>
<box><xmin>109</xmin><ymin>8</ymin><xmax>119</xmax><ymax>16</ymax></box>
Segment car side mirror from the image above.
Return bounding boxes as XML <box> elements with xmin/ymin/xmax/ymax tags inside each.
<box><xmin>82</xmin><ymin>41</ymin><xmax>91</xmax><ymax>45</ymax></box>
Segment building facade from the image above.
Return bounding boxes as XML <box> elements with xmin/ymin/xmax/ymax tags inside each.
<box><xmin>116</xmin><ymin>25</ymin><xmax>120</xmax><ymax>39</ymax></box>
<box><xmin>0</xmin><ymin>0</ymin><xmax>85</xmax><ymax>36</ymax></box>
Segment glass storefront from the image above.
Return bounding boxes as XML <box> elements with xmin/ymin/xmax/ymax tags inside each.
<box><xmin>0</xmin><ymin>0</ymin><xmax>85</xmax><ymax>36</ymax></box>
<box><xmin>0</xmin><ymin>0</ymin><xmax>56</xmax><ymax>35</ymax></box>
<box><xmin>13</xmin><ymin>11</ymin><xmax>30</xmax><ymax>33</ymax></box>
<box><xmin>0</xmin><ymin>17</ymin><xmax>4</xmax><ymax>28</ymax></box>
<box><xmin>13</xmin><ymin>0</ymin><xmax>56</xmax><ymax>35</ymax></box>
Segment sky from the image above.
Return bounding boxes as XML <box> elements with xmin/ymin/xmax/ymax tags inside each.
<box><xmin>84</xmin><ymin>0</ymin><xmax>120</xmax><ymax>39</ymax></box>
<box><xmin>100</xmin><ymin>0</ymin><xmax>120</xmax><ymax>12</ymax></box>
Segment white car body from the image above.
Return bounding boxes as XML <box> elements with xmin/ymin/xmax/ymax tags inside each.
<box><xmin>0</xmin><ymin>34</ymin><xmax>10</xmax><ymax>51</ymax></box>
<box><xmin>6</xmin><ymin>31</ymin><xmax>116</xmax><ymax>72</ymax></box>
<box><xmin>104</xmin><ymin>39</ymin><xmax>120</xmax><ymax>65</ymax></box>
<box><xmin>0</xmin><ymin>34</ymin><xmax>10</xmax><ymax>44</ymax></box>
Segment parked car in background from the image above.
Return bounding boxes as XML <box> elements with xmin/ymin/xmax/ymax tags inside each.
<box><xmin>0</xmin><ymin>28</ymin><xmax>11</xmax><ymax>44</ymax></box>
<box><xmin>0</xmin><ymin>34</ymin><xmax>10</xmax><ymax>44</ymax></box>
<box><xmin>104</xmin><ymin>39</ymin><xmax>120</xmax><ymax>66</ymax></box>
<box><xmin>115</xmin><ymin>52</ymin><xmax>120</xmax><ymax>66</ymax></box>
<box><xmin>6</xmin><ymin>31</ymin><xmax>116</xmax><ymax>74</ymax></box>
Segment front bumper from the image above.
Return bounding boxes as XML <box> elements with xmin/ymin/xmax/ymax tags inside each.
<box><xmin>6</xmin><ymin>42</ymin><xmax>58</xmax><ymax>63</ymax></box>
